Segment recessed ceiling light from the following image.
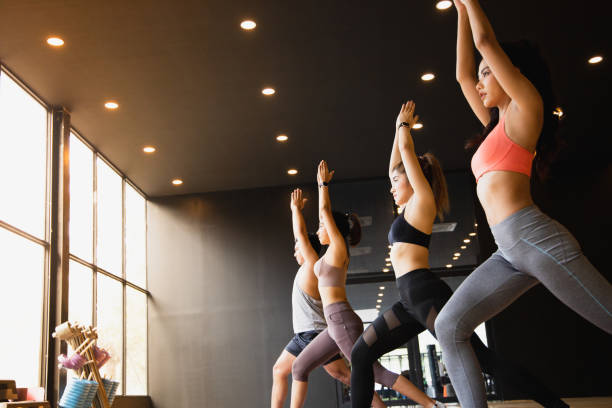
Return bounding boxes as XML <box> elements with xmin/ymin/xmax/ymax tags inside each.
<box><xmin>262</xmin><ymin>88</ymin><xmax>275</xmax><ymax>95</ymax></box>
<box><xmin>240</xmin><ymin>20</ymin><xmax>256</xmax><ymax>30</ymax></box>
<box><xmin>104</xmin><ymin>101</ymin><xmax>119</xmax><ymax>110</ymax></box>
<box><xmin>461</xmin><ymin>245</ymin><xmax>467</xmax><ymax>249</ymax></box>
<box><xmin>463</xmin><ymin>239</ymin><xmax>471</xmax><ymax>243</ymax></box>
<box><xmin>474</xmin><ymin>223</ymin><xmax>478</xmax><ymax>227</ymax></box>
<box><xmin>378</xmin><ymin>293</ymin><xmax>383</xmax><ymax>297</ymax></box>
<box><xmin>276</xmin><ymin>134</ymin><xmax>288</xmax><ymax>142</ymax></box>
<box><xmin>172</xmin><ymin>179</ymin><xmax>183</xmax><ymax>186</ymax></box>
<box><xmin>446</xmin><ymin>264</ymin><xmax>453</xmax><ymax>268</ymax></box>
<box><xmin>388</xmin><ymin>245</ymin><xmax>392</xmax><ymax>249</ymax></box>
<box><xmin>412</xmin><ymin>123</ymin><xmax>423</xmax><ymax>130</ymax></box>
<box><xmin>436</xmin><ymin>1</ymin><xmax>453</xmax><ymax>10</ymax></box>
<box><xmin>385</xmin><ymin>258</ymin><xmax>390</xmax><ymax>262</ymax></box>
<box><xmin>385</xmin><ymin>262</ymin><xmax>391</xmax><ymax>266</ymax></box>
<box><xmin>379</xmin><ymin>286</ymin><xmax>385</xmax><ymax>290</ymax></box>
<box><xmin>588</xmin><ymin>55</ymin><xmax>603</xmax><ymax>64</ymax></box>
<box><xmin>287</xmin><ymin>169</ymin><xmax>298</xmax><ymax>175</ymax></box>
<box><xmin>47</xmin><ymin>37</ymin><xmax>64</xmax><ymax>47</ymax></box>
<box><xmin>553</xmin><ymin>107</ymin><xmax>564</xmax><ymax>118</ymax></box>
<box><xmin>421</xmin><ymin>73</ymin><xmax>435</xmax><ymax>81</ymax></box>
<box><xmin>382</xmin><ymin>268</ymin><xmax>390</xmax><ymax>272</ymax></box>
<box><xmin>143</xmin><ymin>146</ymin><xmax>156</xmax><ymax>153</ymax></box>
<box><xmin>377</xmin><ymin>299</ymin><xmax>382</xmax><ymax>303</ymax></box>
<box><xmin>376</xmin><ymin>305</ymin><xmax>381</xmax><ymax>309</ymax></box>
<box><xmin>454</xmin><ymin>253</ymin><xmax>461</xmax><ymax>257</ymax></box>
<box><xmin>453</xmin><ymin>256</ymin><xmax>459</xmax><ymax>260</ymax></box>
<box><xmin>469</xmin><ymin>232</ymin><xmax>476</xmax><ymax>236</ymax></box>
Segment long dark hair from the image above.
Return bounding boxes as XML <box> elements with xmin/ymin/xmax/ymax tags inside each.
<box><xmin>465</xmin><ymin>40</ymin><xmax>560</xmax><ymax>179</ymax></box>
<box><xmin>331</xmin><ymin>211</ymin><xmax>362</xmax><ymax>247</ymax></box>
<box><xmin>392</xmin><ymin>153</ymin><xmax>450</xmax><ymax>221</ymax></box>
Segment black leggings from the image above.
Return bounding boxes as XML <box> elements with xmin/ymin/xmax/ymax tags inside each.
<box><xmin>350</xmin><ymin>268</ymin><xmax>567</xmax><ymax>408</ymax></box>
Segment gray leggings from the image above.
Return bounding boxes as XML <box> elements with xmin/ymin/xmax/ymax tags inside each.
<box><xmin>435</xmin><ymin>205</ymin><xmax>612</xmax><ymax>408</ymax></box>
<box><xmin>292</xmin><ymin>301</ymin><xmax>399</xmax><ymax>388</ymax></box>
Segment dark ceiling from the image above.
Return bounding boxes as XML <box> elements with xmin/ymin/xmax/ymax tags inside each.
<box><xmin>0</xmin><ymin>0</ymin><xmax>609</xmax><ymax>197</ymax></box>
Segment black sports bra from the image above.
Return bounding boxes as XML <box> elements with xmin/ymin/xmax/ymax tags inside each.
<box><xmin>388</xmin><ymin>215</ymin><xmax>431</xmax><ymax>248</ymax></box>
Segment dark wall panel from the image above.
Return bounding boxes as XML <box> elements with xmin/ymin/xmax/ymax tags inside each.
<box><xmin>147</xmin><ymin>186</ymin><xmax>337</xmax><ymax>408</ymax></box>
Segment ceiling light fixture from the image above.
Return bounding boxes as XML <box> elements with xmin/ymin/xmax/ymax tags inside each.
<box><xmin>463</xmin><ymin>239</ymin><xmax>471</xmax><ymax>243</ymax></box>
<box><xmin>446</xmin><ymin>264</ymin><xmax>453</xmax><ymax>268</ymax></box>
<box><xmin>588</xmin><ymin>55</ymin><xmax>603</xmax><ymax>64</ymax></box>
<box><xmin>276</xmin><ymin>134</ymin><xmax>288</xmax><ymax>142</ymax></box>
<box><xmin>436</xmin><ymin>1</ymin><xmax>453</xmax><ymax>10</ymax></box>
<box><xmin>240</xmin><ymin>20</ymin><xmax>256</xmax><ymax>30</ymax></box>
<box><xmin>379</xmin><ymin>286</ymin><xmax>385</xmax><ymax>290</ymax></box>
<box><xmin>469</xmin><ymin>232</ymin><xmax>476</xmax><ymax>236</ymax></box>
<box><xmin>461</xmin><ymin>245</ymin><xmax>467</xmax><ymax>249</ymax></box>
<box><xmin>421</xmin><ymin>73</ymin><xmax>435</xmax><ymax>81</ymax></box>
<box><xmin>47</xmin><ymin>37</ymin><xmax>65</xmax><ymax>47</ymax></box>
<box><xmin>382</xmin><ymin>268</ymin><xmax>390</xmax><ymax>272</ymax></box>
<box><xmin>262</xmin><ymin>88</ymin><xmax>275</xmax><ymax>95</ymax></box>
<box><xmin>287</xmin><ymin>169</ymin><xmax>298</xmax><ymax>175</ymax></box>
<box><xmin>412</xmin><ymin>123</ymin><xmax>423</xmax><ymax>129</ymax></box>
<box><xmin>104</xmin><ymin>101</ymin><xmax>119</xmax><ymax>110</ymax></box>
<box><xmin>453</xmin><ymin>256</ymin><xmax>459</xmax><ymax>260</ymax></box>
<box><xmin>172</xmin><ymin>179</ymin><xmax>183</xmax><ymax>186</ymax></box>
<box><xmin>377</xmin><ymin>299</ymin><xmax>382</xmax><ymax>303</ymax></box>
<box><xmin>474</xmin><ymin>223</ymin><xmax>478</xmax><ymax>227</ymax></box>
<box><xmin>143</xmin><ymin>146</ymin><xmax>156</xmax><ymax>153</ymax></box>
<box><xmin>378</xmin><ymin>293</ymin><xmax>383</xmax><ymax>297</ymax></box>
<box><xmin>553</xmin><ymin>107</ymin><xmax>564</xmax><ymax>118</ymax></box>
<box><xmin>385</xmin><ymin>263</ymin><xmax>391</xmax><ymax>267</ymax></box>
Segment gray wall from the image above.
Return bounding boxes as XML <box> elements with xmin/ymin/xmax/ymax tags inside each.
<box><xmin>146</xmin><ymin>185</ymin><xmax>337</xmax><ymax>408</ymax></box>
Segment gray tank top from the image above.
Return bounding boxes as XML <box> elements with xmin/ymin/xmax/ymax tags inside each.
<box><xmin>292</xmin><ymin>276</ymin><xmax>327</xmax><ymax>333</ymax></box>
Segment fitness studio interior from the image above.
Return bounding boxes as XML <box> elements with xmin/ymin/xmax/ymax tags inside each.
<box><xmin>0</xmin><ymin>1</ymin><xmax>610</xmax><ymax>408</ymax></box>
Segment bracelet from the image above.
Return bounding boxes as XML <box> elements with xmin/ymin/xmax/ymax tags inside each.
<box><xmin>398</xmin><ymin>122</ymin><xmax>411</xmax><ymax>130</ymax></box>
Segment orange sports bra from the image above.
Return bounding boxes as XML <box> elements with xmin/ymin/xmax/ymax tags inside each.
<box><xmin>471</xmin><ymin>114</ymin><xmax>535</xmax><ymax>182</ymax></box>
<box><xmin>314</xmin><ymin>257</ymin><xmax>347</xmax><ymax>288</ymax></box>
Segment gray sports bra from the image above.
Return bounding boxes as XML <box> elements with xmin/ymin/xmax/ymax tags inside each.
<box><xmin>314</xmin><ymin>257</ymin><xmax>347</xmax><ymax>287</ymax></box>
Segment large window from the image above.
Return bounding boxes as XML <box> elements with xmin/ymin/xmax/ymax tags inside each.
<box><xmin>0</xmin><ymin>69</ymin><xmax>50</xmax><ymax>388</ymax></box>
<box><xmin>68</xmin><ymin>133</ymin><xmax>148</xmax><ymax>395</ymax></box>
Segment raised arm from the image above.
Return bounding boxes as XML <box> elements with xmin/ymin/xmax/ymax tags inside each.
<box><xmin>317</xmin><ymin>160</ymin><xmax>347</xmax><ymax>266</ymax></box>
<box><xmin>396</xmin><ymin>102</ymin><xmax>435</xmax><ymax>209</ymax></box>
<box><xmin>455</xmin><ymin>0</ymin><xmax>490</xmax><ymax>125</ymax></box>
<box><xmin>290</xmin><ymin>189</ymin><xmax>318</xmax><ymax>264</ymax></box>
<box><xmin>461</xmin><ymin>0</ymin><xmax>543</xmax><ymax>115</ymax></box>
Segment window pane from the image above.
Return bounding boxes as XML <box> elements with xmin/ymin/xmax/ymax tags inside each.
<box><xmin>68</xmin><ymin>260</ymin><xmax>93</xmax><ymax>326</ymax></box>
<box><xmin>69</xmin><ymin>134</ymin><xmax>94</xmax><ymax>262</ymax></box>
<box><xmin>0</xmin><ymin>227</ymin><xmax>44</xmax><ymax>387</ymax></box>
<box><xmin>125</xmin><ymin>185</ymin><xmax>146</xmax><ymax>288</ymax></box>
<box><xmin>97</xmin><ymin>158</ymin><xmax>122</xmax><ymax>275</ymax></box>
<box><xmin>0</xmin><ymin>72</ymin><xmax>48</xmax><ymax>238</ymax></box>
<box><xmin>97</xmin><ymin>274</ymin><xmax>123</xmax><ymax>392</ymax></box>
<box><xmin>126</xmin><ymin>288</ymin><xmax>147</xmax><ymax>394</ymax></box>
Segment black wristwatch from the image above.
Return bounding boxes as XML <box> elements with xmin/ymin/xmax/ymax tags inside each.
<box><xmin>319</xmin><ymin>181</ymin><xmax>329</xmax><ymax>187</ymax></box>
<box><xmin>398</xmin><ymin>122</ymin><xmax>411</xmax><ymax>130</ymax></box>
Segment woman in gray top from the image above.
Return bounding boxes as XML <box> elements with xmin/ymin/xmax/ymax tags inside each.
<box><xmin>271</xmin><ymin>188</ymin><xmax>385</xmax><ymax>408</ymax></box>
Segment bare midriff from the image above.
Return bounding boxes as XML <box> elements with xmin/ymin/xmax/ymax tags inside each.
<box><xmin>390</xmin><ymin>243</ymin><xmax>430</xmax><ymax>279</ymax></box>
<box><xmin>477</xmin><ymin>171</ymin><xmax>533</xmax><ymax>226</ymax></box>
<box><xmin>319</xmin><ymin>286</ymin><xmax>348</xmax><ymax>308</ymax></box>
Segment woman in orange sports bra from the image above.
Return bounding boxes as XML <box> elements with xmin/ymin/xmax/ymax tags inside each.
<box><xmin>289</xmin><ymin>160</ymin><xmax>440</xmax><ymax>408</ymax></box>
<box><xmin>434</xmin><ymin>1</ymin><xmax>612</xmax><ymax>407</ymax></box>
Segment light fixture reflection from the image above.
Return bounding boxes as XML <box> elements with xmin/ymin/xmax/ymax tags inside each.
<box><xmin>47</xmin><ymin>37</ymin><xmax>65</xmax><ymax>47</ymax></box>
<box><xmin>436</xmin><ymin>1</ymin><xmax>453</xmax><ymax>10</ymax></box>
<box><xmin>588</xmin><ymin>55</ymin><xmax>603</xmax><ymax>64</ymax></box>
<box><xmin>240</xmin><ymin>20</ymin><xmax>256</xmax><ymax>30</ymax></box>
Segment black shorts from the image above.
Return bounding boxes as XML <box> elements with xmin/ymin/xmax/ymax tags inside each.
<box><xmin>285</xmin><ymin>330</ymin><xmax>342</xmax><ymax>365</ymax></box>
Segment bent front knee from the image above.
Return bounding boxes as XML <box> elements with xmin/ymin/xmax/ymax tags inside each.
<box><xmin>291</xmin><ymin>361</ymin><xmax>310</xmax><ymax>382</ymax></box>
<box><xmin>434</xmin><ymin>308</ymin><xmax>468</xmax><ymax>346</ymax></box>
